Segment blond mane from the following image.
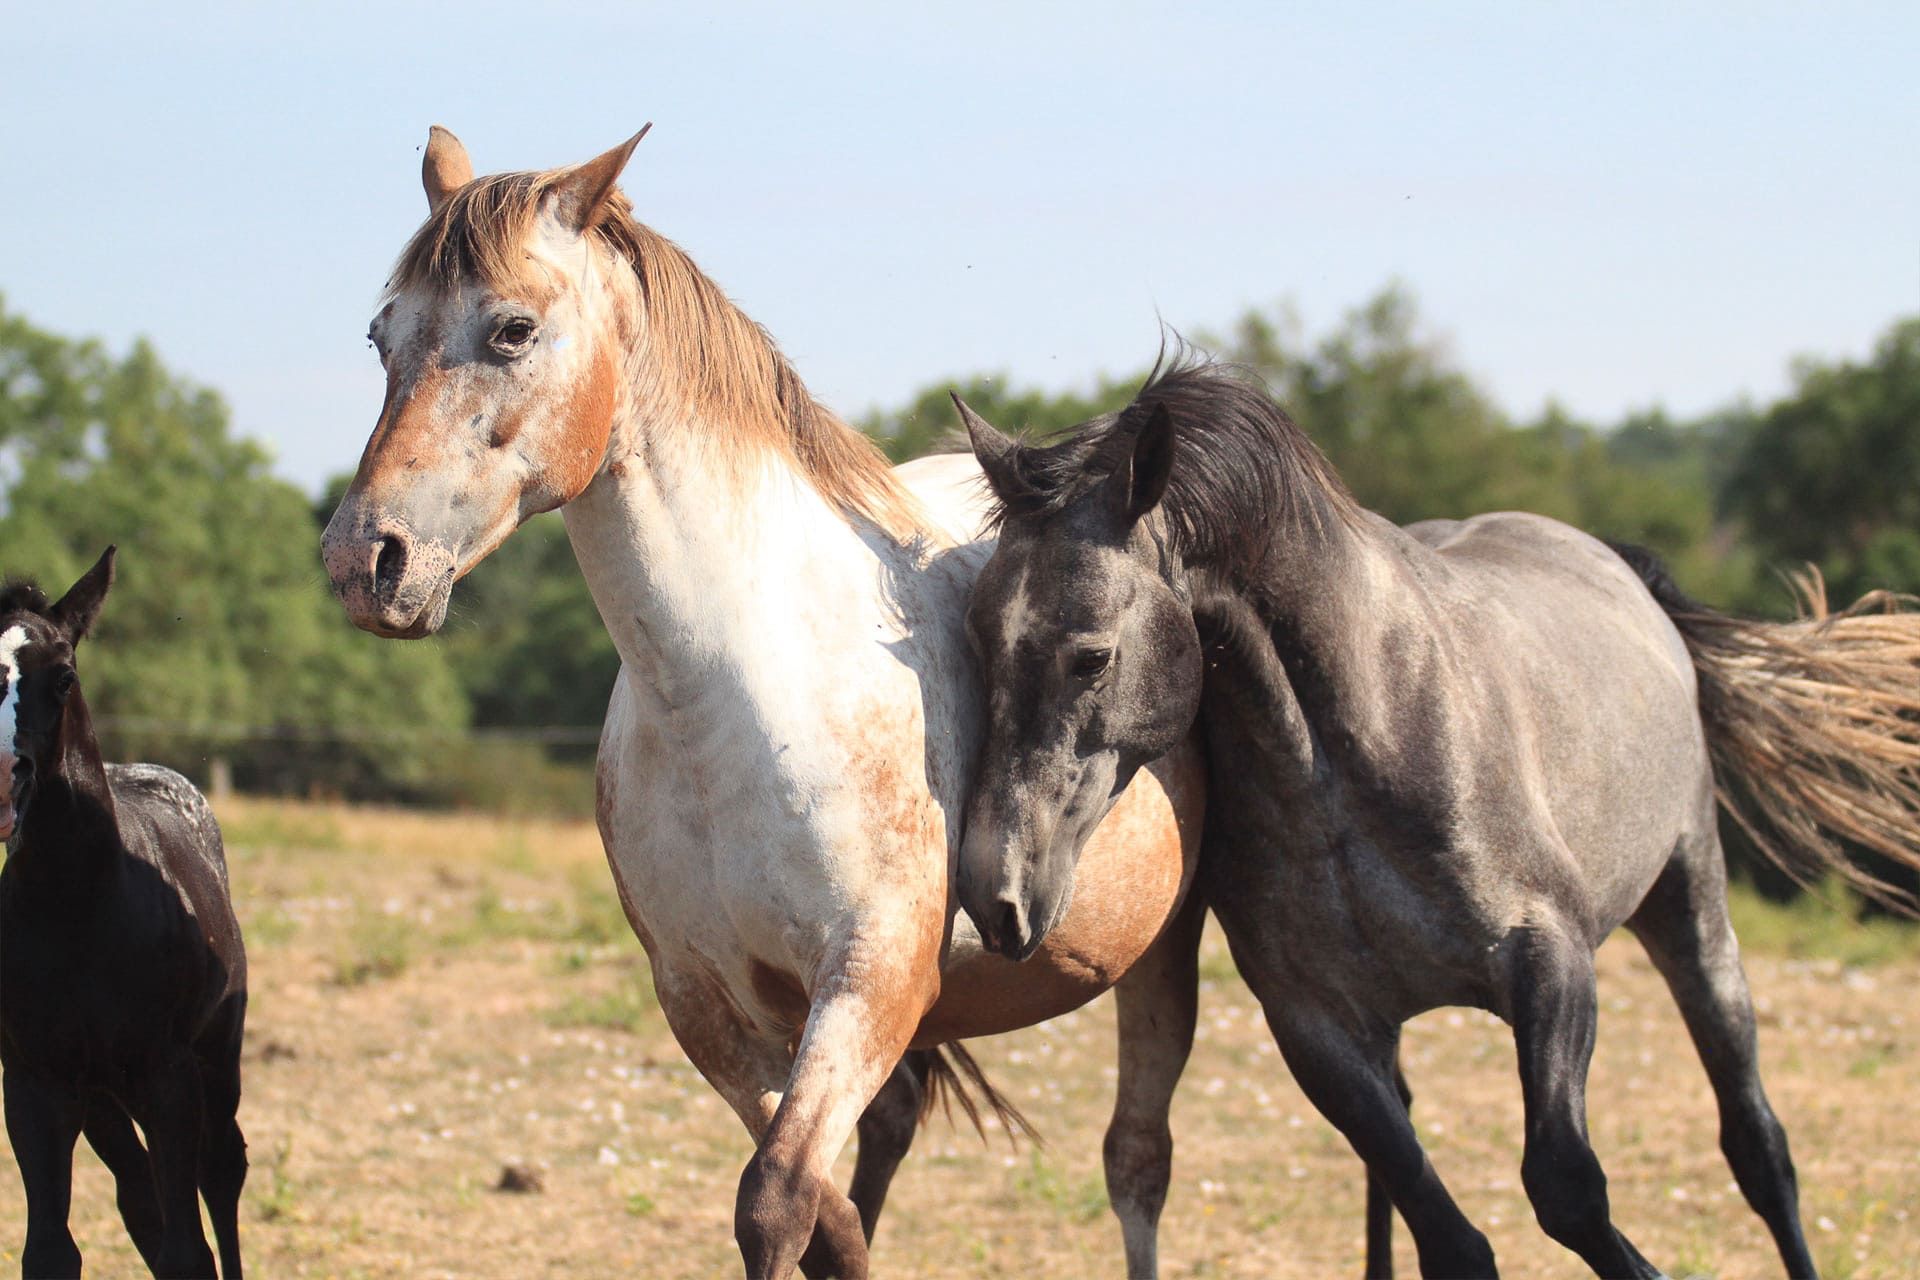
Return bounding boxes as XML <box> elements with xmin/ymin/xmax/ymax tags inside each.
<box><xmin>387</xmin><ymin>171</ymin><xmax>919</xmax><ymax>537</ymax></box>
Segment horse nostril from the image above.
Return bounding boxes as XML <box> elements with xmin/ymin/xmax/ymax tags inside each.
<box><xmin>988</xmin><ymin>897</ymin><xmax>1028</xmax><ymax>957</ymax></box>
<box><xmin>372</xmin><ymin>535</ymin><xmax>410</xmax><ymax>601</ymax></box>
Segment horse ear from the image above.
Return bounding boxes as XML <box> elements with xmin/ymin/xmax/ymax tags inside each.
<box><xmin>1120</xmin><ymin>403</ymin><xmax>1175</xmax><ymax>522</ymax></box>
<box><xmin>50</xmin><ymin>546</ymin><xmax>115</xmax><ymax>643</ymax></box>
<box><xmin>951</xmin><ymin>393</ymin><xmax>1026</xmax><ymax>504</ymax></box>
<box><xmin>422</xmin><ymin>125</ymin><xmax>474</xmax><ymax>212</ymax></box>
<box><xmin>553</xmin><ymin>124</ymin><xmax>653</xmax><ymax>232</ymax></box>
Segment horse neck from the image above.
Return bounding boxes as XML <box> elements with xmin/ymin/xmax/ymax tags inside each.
<box><xmin>562</xmin><ymin>419</ymin><xmax>911</xmax><ymax>715</ymax></box>
<box><xmin>10</xmin><ymin>697</ymin><xmax>120</xmax><ymax>893</ymax></box>
<box><xmin>1183</xmin><ymin>480</ymin><xmax>1424</xmax><ymax>743</ymax></box>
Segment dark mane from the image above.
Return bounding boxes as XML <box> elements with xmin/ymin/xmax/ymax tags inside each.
<box><xmin>989</xmin><ymin>349</ymin><xmax>1360</xmax><ymax>573</ymax></box>
<box><xmin>0</xmin><ymin>581</ymin><xmax>49</xmax><ymax>618</ymax></box>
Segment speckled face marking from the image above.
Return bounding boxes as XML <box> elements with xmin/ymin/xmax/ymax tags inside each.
<box><xmin>0</xmin><ymin>624</ymin><xmax>29</xmax><ymax>840</ymax></box>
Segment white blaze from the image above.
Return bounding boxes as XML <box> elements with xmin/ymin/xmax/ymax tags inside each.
<box><xmin>0</xmin><ymin>624</ymin><xmax>27</xmax><ymax>840</ymax></box>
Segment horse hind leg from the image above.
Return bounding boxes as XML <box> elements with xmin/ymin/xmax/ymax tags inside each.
<box><xmin>1362</xmin><ymin>1043</ymin><xmax>1412</xmax><ymax>1280</ymax></box>
<box><xmin>1628</xmin><ymin>844</ymin><xmax>1816</xmax><ymax>1278</ymax></box>
<box><xmin>845</xmin><ymin>1051</ymin><xmax>932</xmax><ymax>1242</ymax></box>
<box><xmin>1509</xmin><ymin>925</ymin><xmax>1663</xmax><ymax>1278</ymax></box>
<box><xmin>197</xmin><ymin>1036</ymin><xmax>249</xmax><ymax>1279</ymax></box>
<box><xmin>81</xmin><ymin>1100</ymin><xmax>166</xmax><ymax>1272</ymax></box>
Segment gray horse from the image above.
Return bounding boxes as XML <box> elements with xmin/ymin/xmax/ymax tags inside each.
<box><xmin>951</xmin><ymin>354</ymin><xmax>1920</xmax><ymax>1278</ymax></box>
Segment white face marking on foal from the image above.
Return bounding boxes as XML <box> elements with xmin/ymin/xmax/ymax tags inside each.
<box><xmin>0</xmin><ymin>625</ymin><xmax>28</xmax><ymax>755</ymax></box>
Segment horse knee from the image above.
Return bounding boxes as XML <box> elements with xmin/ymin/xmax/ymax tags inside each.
<box><xmin>738</xmin><ymin>1149</ymin><xmax>866</xmax><ymax>1280</ymax></box>
<box><xmin>1102</xmin><ymin>1118</ymin><xmax>1173</xmax><ymax>1217</ymax></box>
<box><xmin>23</xmin><ymin>1228</ymin><xmax>82</xmax><ymax>1280</ymax></box>
<box><xmin>1522</xmin><ymin>1138</ymin><xmax>1611</xmax><ymax>1250</ymax></box>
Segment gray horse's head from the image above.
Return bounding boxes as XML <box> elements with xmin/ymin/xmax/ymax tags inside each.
<box><xmin>954</xmin><ymin>397</ymin><xmax>1201</xmax><ymax>960</ymax></box>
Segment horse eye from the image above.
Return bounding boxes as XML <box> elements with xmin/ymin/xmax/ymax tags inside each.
<box><xmin>1070</xmin><ymin>648</ymin><xmax>1113</xmax><ymax>680</ymax></box>
<box><xmin>492</xmin><ymin>318</ymin><xmax>539</xmax><ymax>353</ymax></box>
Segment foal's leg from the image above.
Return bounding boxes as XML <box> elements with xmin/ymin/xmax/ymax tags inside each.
<box><xmin>81</xmin><ymin>1099</ymin><xmax>166</xmax><ymax>1271</ymax></box>
<box><xmin>1509</xmin><ymin>928</ymin><xmax>1661</xmax><ymax>1278</ymax></box>
<box><xmin>1629</xmin><ymin>850</ymin><xmax>1815</xmax><ymax>1278</ymax></box>
<box><xmin>1362</xmin><ymin>1040</ymin><xmax>1412</xmax><ymax>1280</ymax></box>
<box><xmin>135</xmin><ymin>1055</ymin><xmax>219</xmax><ymax>1279</ymax></box>
<box><xmin>846</xmin><ymin>1052</ymin><xmax>931</xmax><ymax>1241</ymax></box>
<box><xmin>3</xmin><ymin>1070</ymin><xmax>84</xmax><ymax>1278</ymax></box>
<box><xmin>197</xmin><ymin>1018</ymin><xmax>250</xmax><ymax>1279</ymax></box>
<box><xmin>1263</xmin><ymin>1003</ymin><xmax>1496</xmax><ymax>1278</ymax></box>
<box><xmin>1103</xmin><ymin>895</ymin><xmax>1204</xmax><ymax>1280</ymax></box>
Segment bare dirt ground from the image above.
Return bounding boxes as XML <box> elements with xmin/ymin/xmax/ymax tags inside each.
<box><xmin>2</xmin><ymin>799</ymin><xmax>1914</xmax><ymax>1278</ymax></box>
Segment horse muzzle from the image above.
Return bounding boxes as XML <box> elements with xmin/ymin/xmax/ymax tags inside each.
<box><xmin>321</xmin><ymin>513</ymin><xmax>457</xmax><ymax>640</ymax></box>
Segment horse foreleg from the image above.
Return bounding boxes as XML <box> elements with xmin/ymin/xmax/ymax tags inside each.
<box><xmin>736</xmin><ymin>966</ymin><xmax>927</xmax><ymax>1280</ymax></box>
<box><xmin>4</xmin><ymin>1068</ymin><xmax>84</xmax><ymax>1279</ymax></box>
<box><xmin>1265</xmin><ymin>1001</ymin><xmax>1496</xmax><ymax>1278</ymax></box>
<box><xmin>1103</xmin><ymin>894</ymin><xmax>1204</xmax><ymax>1279</ymax></box>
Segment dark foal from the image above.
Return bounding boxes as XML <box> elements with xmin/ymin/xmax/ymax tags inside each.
<box><xmin>1</xmin><ymin>549</ymin><xmax>248</xmax><ymax>1279</ymax></box>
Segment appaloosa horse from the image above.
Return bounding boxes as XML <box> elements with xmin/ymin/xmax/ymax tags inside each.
<box><xmin>954</xmin><ymin>355</ymin><xmax>1920</xmax><ymax>1278</ymax></box>
<box><xmin>2</xmin><ymin>549</ymin><xmax>249</xmax><ymax>1278</ymax></box>
<box><xmin>321</xmin><ymin>127</ymin><xmax>1221</xmax><ymax>1279</ymax></box>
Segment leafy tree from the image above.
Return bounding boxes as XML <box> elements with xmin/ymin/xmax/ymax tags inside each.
<box><xmin>859</xmin><ymin>372</ymin><xmax>1142</xmax><ymax>459</ymax></box>
<box><xmin>438</xmin><ymin>512</ymin><xmax>618</xmax><ymax>750</ymax></box>
<box><xmin>0</xmin><ymin>296</ymin><xmax>467</xmax><ymax>796</ymax></box>
<box><xmin>1725</xmin><ymin>318</ymin><xmax>1920</xmax><ymax>601</ymax></box>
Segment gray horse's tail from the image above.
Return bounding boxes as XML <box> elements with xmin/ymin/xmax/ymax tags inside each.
<box><xmin>1613</xmin><ymin>542</ymin><xmax>1920</xmax><ymax>914</ymax></box>
<box><xmin>920</xmin><ymin>1042</ymin><xmax>1041</xmax><ymax>1146</ymax></box>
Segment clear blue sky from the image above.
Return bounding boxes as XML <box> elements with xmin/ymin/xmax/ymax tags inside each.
<box><xmin>6</xmin><ymin>2</ymin><xmax>1916</xmax><ymax>492</ymax></box>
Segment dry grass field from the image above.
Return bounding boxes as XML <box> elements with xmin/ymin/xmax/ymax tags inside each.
<box><xmin>2</xmin><ymin>798</ymin><xmax>1915</xmax><ymax>1278</ymax></box>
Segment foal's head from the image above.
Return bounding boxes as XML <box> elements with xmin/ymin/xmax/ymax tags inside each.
<box><xmin>0</xmin><ymin>549</ymin><xmax>115</xmax><ymax>842</ymax></box>
<box><xmin>323</xmin><ymin>126</ymin><xmax>650</xmax><ymax>638</ymax></box>
<box><xmin>954</xmin><ymin>396</ymin><xmax>1202</xmax><ymax>960</ymax></box>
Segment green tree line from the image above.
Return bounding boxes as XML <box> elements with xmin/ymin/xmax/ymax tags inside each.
<box><xmin>4</xmin><ymin>289</ymin><xmax>1916</xmax><ymax>822</ymax></box>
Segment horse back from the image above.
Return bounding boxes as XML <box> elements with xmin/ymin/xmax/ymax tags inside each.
<box><xmin>106</xmin><ymin>763</ymin><xmax>247</xmax><ymax>992</ymax></box>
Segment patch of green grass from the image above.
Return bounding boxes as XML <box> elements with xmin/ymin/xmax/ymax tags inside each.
<box><xmin>437</xmin><ymin>881</ymin><xmax>566</xmax><ymax>947</ymax></box>
<box><xmin>253</xmin><ymin>1135</ymin><xmax>298</xmax><ymax>1223</ymax></box>
<box><xmin>1847</xmin><ymin>1042</ymin><xmax>1899</xmax><ymax>1079</ymax></box>
<box><xmin>1726</xmin><ymin>880</ymin><xmax>1920</xmax><ymax>967</ymax></box>
<box><xmin>220</xmin><ymin>806</ymin><xmax>345</xmax><ymax>853</ymax></box>
<box><xmin>547</xmin><ymin>977</ymin><xmax>659</xmax><ymax>1032</ymax></box>
<box><xmin>246</xmin><ymin>904</ymin><xmax>300</xmax><ymax>947</ymax></box>
<box><xmin>624</xmin><ymin>1191</ymin><xmax>656</xmax><ymax>1217</ymax></box>
<box><xmin>566</xmin><ymin>869</ymin><xmax>632</xmax><ymax>947</ymax></box>
<box><xmin>488</xmin><ymin>830</ymin><xmax>539</xmax><ymax>874</ymax></box>
<box><xmin>332</xmin><ymin>910</ymin><xmax>415</xmax><ymax>986</ymax></box>
<box><xmin>1197</xmin><ymin>948</ymin><xmax>1242</xmax><ymax>985</ymax></box>
<box><xmin>1011</xmin><ymin>1152</ymin><xmax>1108</xmax><ymax>1223</ymax></box>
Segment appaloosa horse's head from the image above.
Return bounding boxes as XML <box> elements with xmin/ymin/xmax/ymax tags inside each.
<box><xmin>952</xmin><ymin>396</ymin><xmax>1202</xmax><ymax>959</ymax></box>
<box><xmin>322</xmin><ymin>126</ymin><xmax>650</xmax><ymax>638</ymax></box>
<box><xmin>0</xmin><ymin>548</ymin><xmax>115</xmax><ymax>842</ymax></box>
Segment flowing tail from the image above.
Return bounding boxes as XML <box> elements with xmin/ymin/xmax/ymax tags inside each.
<box><xmin>1613</xmin><ymin>543</ymin><xmax>1920</xmax><ymax>914</ymax></box>
<box><xmin>918</xmin><ymin>1043</ymin><xmax>1041</xmax><ymax>1146</ymax></box>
